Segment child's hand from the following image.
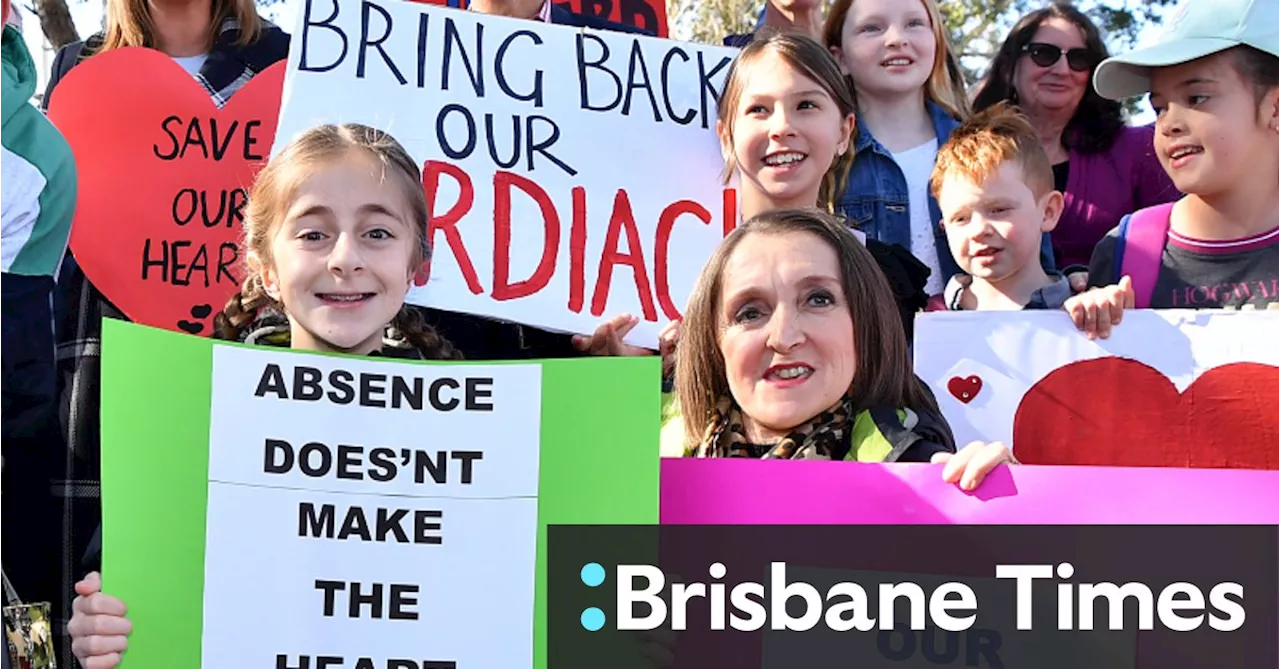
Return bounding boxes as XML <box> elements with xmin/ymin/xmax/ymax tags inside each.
<box><xmin>68</xmin><ymin>571</ymin><xmax>132</xmax><ymax>669</ymax></box>
<box><xmin>1064</xmin><ymin>276</ymin><xmax>1135</xmax><ymax>340</ymax></box>
<box><xmin>574</xmin><ymin>313</ymin><xmax>657</xmax><ymax>357</ymax></box>
<box><xmin>932</xmin><ymin>442</ymin><xmax>1016</xmax><ymax>491</ymax></box>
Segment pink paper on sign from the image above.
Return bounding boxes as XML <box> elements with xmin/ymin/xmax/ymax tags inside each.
<box><xmin>660</xmin><ymin>459</ymin><xmax>1279</xmax><ymax>525</ymax></box>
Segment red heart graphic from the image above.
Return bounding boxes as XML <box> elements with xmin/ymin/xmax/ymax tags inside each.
<box><xmin>1013</xmin><ymin>358</ymin><xmax>1278</xmax><ymax>469</ymax></box>
<box><xmin>47</xmin><ymin>48</ymin><xmax>285</xmax><ymax>336</ymax></box>
<box><xmin>947</xmin><ymin>375</ymin><xmax>983</xmax><ymax>403</ymax></box>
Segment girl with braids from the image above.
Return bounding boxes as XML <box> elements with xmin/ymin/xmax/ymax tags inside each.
<box><xmin>64</xmin><ymin>123</ymin><xmax>464</xmax><ymax>667</ymax></box>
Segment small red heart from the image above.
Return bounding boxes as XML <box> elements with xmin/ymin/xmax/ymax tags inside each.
<box><xmin>947</xmin><ymin>375</ymin><xmax>983</xmax><ymax>403</ymax></box>
<box><xmin>47</xmin><ymin>48</ymin><xmax>285</xmax><ymax>335</ymax></box>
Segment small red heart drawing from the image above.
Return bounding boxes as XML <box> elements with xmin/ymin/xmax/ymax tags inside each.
<box><xmin>1013</xmin><ymin>358</ymin><xmax>1278</xmax><ymax>469</ymax></box>
<box><xmin>47</xmin><ymin>48</ymin><xmax>285</xmax><ymax>336</ymax></box>
<box><xmin>947</xmin><ymin>375</ymin><xmax>983</xmax><ymax>403</ymax></box>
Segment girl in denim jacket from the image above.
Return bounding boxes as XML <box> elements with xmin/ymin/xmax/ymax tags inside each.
<box><xmin>823</xmin><ymin>0</ymin><xmax>1056</xmax><ymax>303</ymax></box>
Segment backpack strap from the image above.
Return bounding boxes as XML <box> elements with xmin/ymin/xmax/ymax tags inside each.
<box><xmin>41</xmin><ymin>36</ymin><xmax>97</xmax><ymax>110</ymax></box>
<box><xmin>56</xmin><ymin>35</ymin><xmax>97</xmax><ymax>79</ymax></box>
<box><xmin>1115</xmin><ymin>202</ymin><xmax>1175</xmax><ymax>309</ymax></box>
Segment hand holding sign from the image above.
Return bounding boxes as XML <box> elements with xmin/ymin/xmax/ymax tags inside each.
<box><xmin>46</xmin><ymin>48</ymin><xmax>285</xmax><ymax>335</ymax></box>
<box><xmin>67</xmin><ymin>572</ymin><xmax>131</xmax><ymax>669</ymax></box>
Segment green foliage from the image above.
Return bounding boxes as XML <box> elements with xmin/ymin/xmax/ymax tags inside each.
<box><xmin>941</xmin><ymin>0</ymin><xmax>1179</xmax><ymax>83</ymax></box>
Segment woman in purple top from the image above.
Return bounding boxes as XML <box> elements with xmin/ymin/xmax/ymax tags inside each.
<box><xmin>971</xmin><ymin>2</ymin><xmax>1180</xmax><ymax>270</ymax></box>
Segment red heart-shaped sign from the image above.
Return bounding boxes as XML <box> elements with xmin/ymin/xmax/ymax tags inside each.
<box><xmin>47</xmin><ymin>48</ymin><xmax>285</xmax><ymax>336</ymax></box>
<box><xmin>1013</xmin><ymin>358</ymin><xmax>1278</xmax><ymax>469</ymax></box>
<box><xmin>947</xmin><ymin>375</ymin><xmax>983</xmax><ymax>403</ymax></box>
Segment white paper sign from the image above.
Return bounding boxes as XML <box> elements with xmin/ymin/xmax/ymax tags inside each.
<box><xmin>912</xmin><ymin>309</ymin><xmax>1280</xmax><ymax>460</ymax></box>
<box><xmin>274</xmin><ymin>0</ymin><xmax>740</xmax><ymax>346</ymax></box>
<box><xmin>203</xmin><ymin>345</ymin><xmax>542</xmax><ymax>668</ymax></box>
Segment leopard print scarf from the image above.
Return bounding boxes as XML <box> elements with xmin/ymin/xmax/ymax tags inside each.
<box><xmin>692</xmin><ymin>395</ymin><xmax>856</xmax><ymax>460</ymax></box>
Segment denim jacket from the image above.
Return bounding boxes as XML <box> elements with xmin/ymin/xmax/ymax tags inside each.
<box><xmin>835</xmin><ymin>101</ymin><xmax>1056</xmax><ymax>283</ymax></box>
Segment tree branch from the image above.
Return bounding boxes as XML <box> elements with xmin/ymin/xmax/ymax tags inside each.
<box><xmin>33</xmin><ymin>0</ymin><xmax>79</xmax><ymax>48</ymax></box>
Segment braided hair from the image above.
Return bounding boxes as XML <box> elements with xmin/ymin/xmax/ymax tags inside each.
<box><xmin>215</xmin><ymin>273</ymin><xmax>274</xmax><ymax>341</ymax></box>
<box><xmin>389</xmin><ymin>306</ymin><xmax>462</xmax><ymax>360</ymax></box>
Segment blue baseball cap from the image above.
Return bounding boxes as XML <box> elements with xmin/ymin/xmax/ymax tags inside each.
<box><xmin>1093</xmin><ymin>0</ymin><xmax>1280</xmax><ymax>100</ymax></box>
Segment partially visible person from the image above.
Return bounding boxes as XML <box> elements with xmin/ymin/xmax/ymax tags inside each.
<box><xmin>724</xmin><ymin>0</ymin><xmax>823</xmax><ymax>47</ymax></box>
<box><xmin>711</xmin><ymin>31</ymin><xmax>933</xmax><ymax>340</ymax></box>
<box><xmin>68</xmin><ymin>122</ymin><xmax>470</xmax><ymax>669</ymax></box>
<box><xmin>933</xmin><ymin>103</ymin><xmax>1073</xmax><ymax>311</ymax></box>
<box><xmin>2</xmin><ymin>0</ymin><xmax>77</xmax><ymax>448</ymax></box>
<box><xmin>972</xmin><ymin>1</ymin><xmax>1179</xmax><ymax>273</ymax></box>
<box><xmin>467</xmin><ymin>0</ymin><xmax>653</xmax><ymax>34</ymax></box>
<box><xmin>1</xmin><ymin>0</ymin><xmax>77</xmax><ymax>648</ymax></box>
<box><xmin>43</xmin><ymin>0</ymin><xmax>289</xmax><ymax>105</ymax></box>
<box><xmin>41</xmin><ymin>0</ymin><xmax>289</xmax><ymax>663</ymax></box>
<box><xmin>823</xmin><ymin>0</ymin><xmax>1056</xmax><ymax>305</ymax></box>
<box><xmin>1067</xmin><ymin>0</ymin><xmax>1278</xmax><ymax>340</ymax></box>
<box><xmin>668</xmin><ymin>208</ymin><xmax>1015</xmax><ymax>491</ymax></box>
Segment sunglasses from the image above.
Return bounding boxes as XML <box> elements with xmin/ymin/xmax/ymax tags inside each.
<box><xmin>1022</xmin><ymin>42</ymin><xmax>1097</xmax><ymax>72</ymax></box>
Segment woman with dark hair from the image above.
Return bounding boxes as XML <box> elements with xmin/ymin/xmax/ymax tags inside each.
<box><xmin>666</xmin><ymin>208</ymin><xmax>1013</xmax><ymax>489</ymax></box>
<box><xmin>972</xmin><ymin>1</ymin><xmax>1179</xmax><ymax>271</ymax></box>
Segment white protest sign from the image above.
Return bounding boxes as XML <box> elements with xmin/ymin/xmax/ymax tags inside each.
<box><xmin>274</xmin><ymin>0</ymin><xmax>740</xmax><ymax>346</ymax></box>
<box><xmin>913</xmin><ymin>309</ymin><xmax>1280</xmax><ymax>466</ymax></box>
<box><xmin>203</xmin><ymin>345</ymin><xmax>542</xmax><ymax>668</ymax></box>
<box><xmin>99</xmin><ymin>320</ymin><xmax>663</xmax><ymax>669</ymax></box>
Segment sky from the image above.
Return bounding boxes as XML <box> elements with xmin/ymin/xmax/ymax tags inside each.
<box><xmin>17</xmin><ymin>0</ymin><xmax>1164</xmax><ymax>122</ymax></box>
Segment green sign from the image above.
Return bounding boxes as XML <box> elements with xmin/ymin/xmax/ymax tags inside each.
<box><xmin>100</xmin><ymin>319</ymin><xmax>661</xmax><ymax>668</ymax></box>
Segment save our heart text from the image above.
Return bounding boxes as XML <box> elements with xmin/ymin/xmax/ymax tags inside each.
<box><xmin>142</xmin><ymin>117</ymin><xmax>265</xmax><ymax>289</ymax></box>
<box><xmin>153</xmin><ymin>116</ymin><xmax>268</xmax><ymax>162</ymax></box>
<box><xmin>47</xmin><ymin>47</ymin><xmax>286</xmax><ymax>335</ymax></box>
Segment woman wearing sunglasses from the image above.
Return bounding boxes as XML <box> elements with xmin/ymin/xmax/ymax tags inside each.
<box><xmin>971</xmin><ymin>1</ymin><xmax>1179</xmax><ymax>272</ymax></box>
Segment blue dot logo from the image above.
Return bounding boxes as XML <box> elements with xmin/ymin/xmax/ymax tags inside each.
<box><xmin>580</xmin><ymin>562</ymin><xmax>605</xmax><ymax>587</ymax></box>
<box><xmin>581</xmin><ymin>607</ymin><xmax>606</xmax><ymax>631</ymax></box>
